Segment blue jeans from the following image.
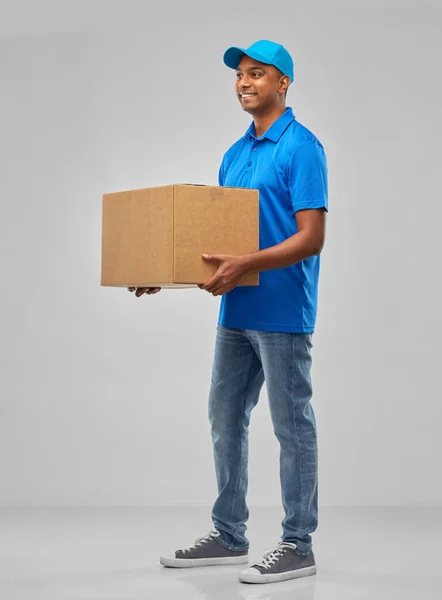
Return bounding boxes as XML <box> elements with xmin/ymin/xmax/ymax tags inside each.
<box><xmin>209</xmin><ymin>324</ymin><xmax>318</xmax><ymax>555</ymax></box>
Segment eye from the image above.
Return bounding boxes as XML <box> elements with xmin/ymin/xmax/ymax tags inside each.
<box><xmin>236</xmin><ymin>72</ymin><xmax>262</xmax><ymax>79</ymax></box>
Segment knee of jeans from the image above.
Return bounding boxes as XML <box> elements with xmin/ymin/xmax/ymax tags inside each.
<box><xmin>208</xmin><ymin>402</ymin><xmax>221</xmax><ymax>426</ymax></box>
<box><xmin>272</xmin><ymin>427</ymin><xmax>294</xmax><ymax>448</ymax></box>
<box><xmin>210</xmin><ymin>416</ymin><xmax>231</xmax><ymax>438</ymax></box>
<box><xmin>209</xmin><ymin>413</ymin><xmax>241</xmax><ymax>443</ymax></box>
<box><xmin>208</xmin><ymin>395</ymin><xmax>229</xmax><ymax>425</ymax></box>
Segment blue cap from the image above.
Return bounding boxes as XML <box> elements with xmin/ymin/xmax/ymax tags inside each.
<box><xmin>223</xmin><ymin>39</ymin><xmax>294</xmax><ymax>83</ymax></box>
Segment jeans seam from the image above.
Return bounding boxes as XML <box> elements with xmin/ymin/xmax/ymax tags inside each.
<box><xmin>292</xmin><ymin>334</ymin><xmax>305</xmax><ymax>539</ymax></box>
<box><xmin>227</xmin><ymin>349</ymin><xmax>254</xmax><ymax>545</ymax></box>
<box><xmin>284</xmin><ymin>334</ymin><xmax>314</xmax><ymax>553</ymax></box>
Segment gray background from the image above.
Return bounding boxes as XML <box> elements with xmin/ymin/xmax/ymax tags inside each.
<box><xmin>1</xmin><ymin>0</ymin><xmax>441</xmax><ymax>508</ymax></box>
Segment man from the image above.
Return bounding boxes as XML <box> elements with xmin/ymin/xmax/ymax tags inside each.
<box><xmin>129</xmin><ymin>39</ymin><xmax>328</xmax><ymax>585</ymax></box>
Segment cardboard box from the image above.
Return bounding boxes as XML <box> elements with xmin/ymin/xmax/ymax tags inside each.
<box><xmin>101</xmin><ymin>184</ymin><xmax>259</xmax><ymax>288</ymax></box>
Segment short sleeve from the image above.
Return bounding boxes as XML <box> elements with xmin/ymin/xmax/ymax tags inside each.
<box><xmin>288</xmin><ymin>141</ymin><xmax>328</xmax><ymax>214</ymax></box>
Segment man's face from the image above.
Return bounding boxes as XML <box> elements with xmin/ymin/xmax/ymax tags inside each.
<box><xmin>234</xmin><ymin>55</ymin><xmax>288</xmax><ymax>113</ymax></box>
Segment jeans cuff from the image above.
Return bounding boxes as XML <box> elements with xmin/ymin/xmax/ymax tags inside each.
<box><xmin>214</xmin><ymin>533</ymin><xmax>249</xmax><ymax>552</ymax></box>
<box><xmin>283</xmin><ymin>539</ymin><xmax>312</xmax><ymax>555</ymax></box>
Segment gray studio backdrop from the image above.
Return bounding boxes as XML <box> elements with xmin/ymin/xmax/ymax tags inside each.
<box><xmin>1</xmin><ymin>0</ymin><xmax>441</xmax><ymax>508</ymax></box>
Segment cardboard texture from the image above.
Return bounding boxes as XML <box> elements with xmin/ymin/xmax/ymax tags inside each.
<box><xmin>101</xmin><ymin>184</ymin><xmax>260</xmax><ymax>288</ymax></box>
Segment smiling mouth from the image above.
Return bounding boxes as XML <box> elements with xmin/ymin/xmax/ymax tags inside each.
<box><xmin>241</xmin><ymin>93</ymin><xmax>257</xmax><ymax>100</ymax></box>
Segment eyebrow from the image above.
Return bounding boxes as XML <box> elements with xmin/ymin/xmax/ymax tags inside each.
<box><xmin>235</xmin><ymin>65</ymin><xmax>267</xmax><ymax>73</ymax></box>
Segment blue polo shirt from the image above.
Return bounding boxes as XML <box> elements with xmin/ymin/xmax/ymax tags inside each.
<box><xmin>218</xmin><ymin>106</ymin><xmax>328</xmax><ymax>333</ymax></box>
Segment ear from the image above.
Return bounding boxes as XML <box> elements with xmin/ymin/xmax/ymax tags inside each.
<box><xmin>279</xmin><ymin>74</ymin><xmax>290</xmax><ymax>93</ymax></box>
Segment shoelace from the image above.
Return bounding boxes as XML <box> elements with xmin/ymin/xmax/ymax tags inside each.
<box><xmin>256</xmin><ymin>542</ymin><xmax>297</xmax><ymax>570</ymax></box>
<box><xmin>179</xmin><ymin>529</ymin><xmax>220</xmax><ymax>553</ymax></box>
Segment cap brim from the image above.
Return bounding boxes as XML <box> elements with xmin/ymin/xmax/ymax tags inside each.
<box><xmin>223</xmin><ymin>46</ymin><xmax>247</xmax><ymax>69</ymax></box>
<box><xmin>223</xmin><ymin>46</ymin><xmax>274</xmax><ymax>71</ymax></box>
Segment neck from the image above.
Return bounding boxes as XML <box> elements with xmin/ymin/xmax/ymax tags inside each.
<box><xmin>253</xmin><ymin>104</ymin><xmax>287</xmax><ymax>138</ymax></box>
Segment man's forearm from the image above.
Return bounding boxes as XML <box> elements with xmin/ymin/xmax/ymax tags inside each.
<box><xmin>242</xmin><ymin>231</ymin><xmax>322</xmax><ymax>273</ymax></box>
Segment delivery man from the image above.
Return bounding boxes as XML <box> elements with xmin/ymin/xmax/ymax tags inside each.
<box><xmin>128</xmin><ymin>39</ymin><xmax>328</xmax><ymax>585</ymax></box>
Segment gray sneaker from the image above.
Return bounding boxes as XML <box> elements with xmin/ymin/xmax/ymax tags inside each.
<box><xmin>239</xmin><ymin>542</ymin><xmax>316</xmax><ymax>584</ymax></box>
<box><xmin>160</xmin><ymin>529</ymin><xmax>249</xmax><ymax>568</ymax></box>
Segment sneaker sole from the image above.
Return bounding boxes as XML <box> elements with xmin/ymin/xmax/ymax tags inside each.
<box><xmin>239</xmin><ymin>565</ymin><xmax>316</xmax><ymax>584</ymax></box>
<box><xmin>160</xmin><ymin>555</ymin><xmax>249</xmax><ymax>568</ymax></box>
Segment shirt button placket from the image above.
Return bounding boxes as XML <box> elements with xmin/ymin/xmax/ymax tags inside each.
<box><xmin>247</xmin><ymin>142</ymin><xmax>257</xmax><ymax>168</ymax></box>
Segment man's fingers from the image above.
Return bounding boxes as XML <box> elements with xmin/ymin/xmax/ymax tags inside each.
<box><xmin>128</xmin><ymin>286</ymin><xmax>161</xmax><ymax>296</ymax></box>
<box><xmin>200</xmin><ymin>276</ymin><xmax>219</xmax><ymax>292</ymax></box>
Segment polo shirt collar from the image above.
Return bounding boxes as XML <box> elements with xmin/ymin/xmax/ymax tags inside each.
<box><xmin>245</xmin><ymin>106</ymin><xmax>295</xmax><ymax>143</ymax></box>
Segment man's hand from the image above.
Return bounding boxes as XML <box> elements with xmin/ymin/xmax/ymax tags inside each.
<box><xmin>127</xmin><ymin>287</ymin><xmax>161</xmax><ymax>297</ymax></box>
<box><xmin>198</xmin><ymin>254</ymin><xmax>249</xmax><ymax>296</ymax></box>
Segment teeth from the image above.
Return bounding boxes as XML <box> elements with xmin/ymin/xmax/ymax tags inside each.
<box><xmin>242</xmin><ymin>94</ymin><xmax>256</xmax><ymax>98</ymax></box>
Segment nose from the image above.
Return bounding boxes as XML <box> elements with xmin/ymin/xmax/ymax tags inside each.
<box><xmin>236</xmin><ymin>73</ymin><xmax>252</xmax><ymax>90</ymax></box>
